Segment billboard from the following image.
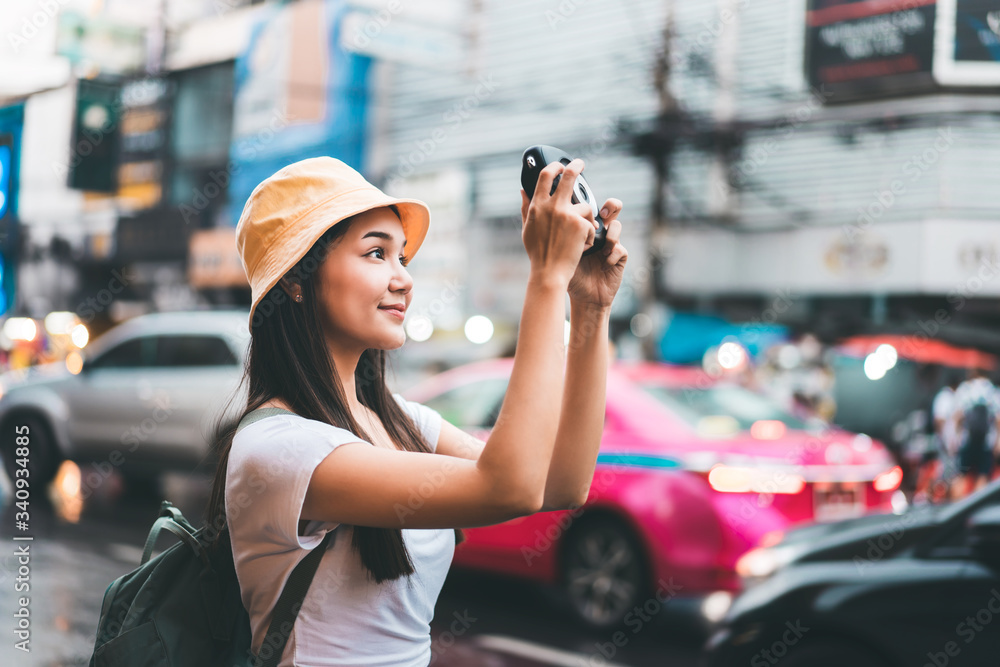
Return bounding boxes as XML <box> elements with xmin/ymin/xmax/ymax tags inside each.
<box><xmin>807</xmin><ymin>0</ymin><xmax>1000</xmax><ymax>101</ymax></box>
<box><xmin>806</xmin><ymin>0</ymin><xmax>939</xmax><ymax>102</ymax></box>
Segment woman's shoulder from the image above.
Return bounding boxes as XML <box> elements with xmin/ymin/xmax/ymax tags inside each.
<box><xmin>254</xmin><ymin>395</ymin><xmax>430</xmax><ymax>415</ymax></box>
<box><xmin>227</xmin><ymin>411</ymin><xmax>370</xmax><ymax>501</ymax></box>
<box><xmin>233</xmin><ymin>397</ymin><xmax>439</xmax><ymax>451</ymax></box>
<box><xmin>232</xmin><ymin>406</ymin><xmax>367</xmax><ymax>459</ymax></box>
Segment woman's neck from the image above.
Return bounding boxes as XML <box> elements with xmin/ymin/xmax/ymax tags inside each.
<box><xmin>328</xmin><ymin>344</ymin><xmax>366</xmax><ymax>414</ymax></box>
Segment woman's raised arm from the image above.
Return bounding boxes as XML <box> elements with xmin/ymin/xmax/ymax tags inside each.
<box><xmin>542</xmin><ymin>198</ymin><xmax>627</xmax><ymax>510</ymax></box>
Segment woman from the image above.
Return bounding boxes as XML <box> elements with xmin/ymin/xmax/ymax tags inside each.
<box><xmin>205</xmin><ymin>155</ymin><xmax>627</xmax><ymax>666</ymax></box>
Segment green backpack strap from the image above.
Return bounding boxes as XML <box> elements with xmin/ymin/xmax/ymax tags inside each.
<box><xmin>141</xmin><ymin>501</ymin><xmax>205</xmax><ymax>565</ymax></box>
<box><xmin>237</xmin><ymin>407</ymin><xmax>297</xmax><ymax>434</ymax></box>
<box><xmin>234</xmin><ymin>406</ymin><xmax>334</xmax><ymax>667</ymax></box>
<box><xmin>141</xmin><ymin>517</ymin><xmax>206</xmax><ymax>567</ymax></box>
<box><xmin>254</xmin><ymin>529</ymin><xmax>335</xmax><ymax>667</ymax></box>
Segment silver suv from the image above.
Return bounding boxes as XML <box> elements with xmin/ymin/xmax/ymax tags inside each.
<box><xmin>0</xmin><ymin>310</ymin><xmax>250</xmax><ymax>487</ymax></box>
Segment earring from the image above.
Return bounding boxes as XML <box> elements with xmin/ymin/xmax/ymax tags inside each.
<box><xmin>294</xmin><ymin>294</ymin><xmax>303</xmax><ymax>303</ymax></box>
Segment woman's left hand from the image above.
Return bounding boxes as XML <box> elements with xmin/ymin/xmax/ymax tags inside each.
<box><xmin>567</xmin><ymin>198</ymin><xmax>628</xmax><ymax>309</ymax></box>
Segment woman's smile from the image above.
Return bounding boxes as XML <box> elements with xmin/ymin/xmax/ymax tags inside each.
<box><xmin>379</xmin><ymin>304</ymin><xmax>406</xmax><ymax>320</ymax></box>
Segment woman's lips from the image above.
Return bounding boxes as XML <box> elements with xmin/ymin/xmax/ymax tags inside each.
<box><xmin>379</xmin><ymin>306</ymin><xmax>405</xmax><ymax>320</ymax></box>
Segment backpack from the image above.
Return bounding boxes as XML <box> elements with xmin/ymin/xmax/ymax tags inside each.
<box><xmin>89</xmin><ymin>406</ymin><xmax>335</xmax><ymax>667</ymax></box>
<box><xmin>964</xmin><ymin>402</ymin><xmax>992</xmax><ymax>449</ymax></box>
<box><xmin>88</xmin><ymin>406</ymin><xmax>336</xmax><ymax>667</ymax></box>
<box><xmin>88</xmin><ymin>500</ymin><xmax>333</xmax><ymax>667</ymax></box>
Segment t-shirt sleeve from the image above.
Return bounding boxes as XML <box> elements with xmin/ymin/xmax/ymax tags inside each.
<box><xmin>226</xmin><ymin>416</ymin><xmax>367</xmax><ymax>551</ymax></box>
<box><xmin>392</xmin><ymin>393</ymin><xmax>443</xmax><ymax>453</ymax></box>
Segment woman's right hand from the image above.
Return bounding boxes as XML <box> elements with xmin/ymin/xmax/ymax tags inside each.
<box><xmin>520</xmin><ymin>159</ymin><xmax>597</xmax><ymax>285</ymax></box>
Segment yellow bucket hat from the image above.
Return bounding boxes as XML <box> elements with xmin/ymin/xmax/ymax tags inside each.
<box><xmin>235</xmin><ymin>157</ymin><xmax>430</xmax><ymax>330</ymax></box>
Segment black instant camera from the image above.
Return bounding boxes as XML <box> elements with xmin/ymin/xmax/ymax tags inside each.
<box><xmin>520</xmin><ymin>145</ymin><xmax>607</xmax><ymax>257</ymax></box>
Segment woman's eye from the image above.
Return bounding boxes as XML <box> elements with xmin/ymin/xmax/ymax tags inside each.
<box><xmin>367</xmin><ymin>247</ymin><xmax>407</xmax><ymax>266</ymax></box>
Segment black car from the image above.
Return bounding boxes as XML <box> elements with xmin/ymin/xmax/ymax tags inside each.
<box><xmin>705</xmin><ymin>480</ymin><xmax>1000</xmax><ymax>667</ymax></box>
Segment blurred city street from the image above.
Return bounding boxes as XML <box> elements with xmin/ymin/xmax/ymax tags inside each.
<box><xmin>2</xmin><ymin>0</ymin><xmax>1000</xmax><ymax>665</ymax></box>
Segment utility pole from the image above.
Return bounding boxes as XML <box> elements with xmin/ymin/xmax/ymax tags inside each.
<box><xmin>146</xmin><ymin>0</ymin><xmax>168</xmax><ymax>76</ymax></box>
<box><xmin>637</xmin><ymin>4</ymin><xmax>681</xmax><ymax>360</ymax></box>
<box><xmin>631</xmin><ymin>0</ymin><xmax>744</xmax><ymax>360</ymax></box>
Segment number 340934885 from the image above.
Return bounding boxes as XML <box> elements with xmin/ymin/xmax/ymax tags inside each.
<box><xmin>14</xmin><ymin>424</ymin><xmax>31</xmax><ymax>520</ymax></box>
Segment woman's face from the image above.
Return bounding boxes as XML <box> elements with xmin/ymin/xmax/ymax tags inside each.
<box><xmin>315</xmin><ymin>207</ymin><xmax>413</xmax><ymax>354</ymax></box>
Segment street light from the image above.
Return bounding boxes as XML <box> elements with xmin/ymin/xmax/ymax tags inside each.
<box><xmin>464</xmin><ymin>315</ymin><xmax>494</xmax><ymax>344</ymax></box>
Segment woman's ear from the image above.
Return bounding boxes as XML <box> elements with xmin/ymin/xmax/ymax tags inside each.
<box><xmin>278</xmin><ymin>276</ymin><xmax>302</xmax><ymax>301</ymax></box>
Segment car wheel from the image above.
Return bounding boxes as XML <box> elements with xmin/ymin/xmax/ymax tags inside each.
<box><xmin>559</xmin><ymin>514</ymin><xmax>649</xmax><ymax>630</ymax></box>
<box><xmin>0</xmin><ymin>412</ymin><xmax>62</xmax><ymax>488</ymax></box>
<box><xmin>780</xmin><ymin>639</ymin><xmax>888</xmax><ymax>667</ymax></box>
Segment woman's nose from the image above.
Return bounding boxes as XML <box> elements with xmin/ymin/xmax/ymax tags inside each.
<box><xmin>392</xmin><ymin>261</ymin><xmax>413</xmax><ymax>293</ymax></box>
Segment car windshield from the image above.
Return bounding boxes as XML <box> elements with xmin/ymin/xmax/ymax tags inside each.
<box><xmin>640</xmin><ymin>383</ymin><xmax>808</xmax><ymax>436</ymax></box>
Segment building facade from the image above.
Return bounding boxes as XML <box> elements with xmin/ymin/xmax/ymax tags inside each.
<box><xmin>369</xmin><ymin>0</ymin><xmax>1000</xmax><ymax>354</ymax></box>
<box><xmin>5</xmin><ymin>0</ymin><xmax>1000</xmax><ymax>358</ymax></box>
<box><xmin>662</xmin><ymin>0</ymin><xmax>1000</xmax><ymax>349</ymax></box>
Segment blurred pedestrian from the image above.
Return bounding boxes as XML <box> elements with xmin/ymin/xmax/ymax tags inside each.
<box><xmin>202</xmin><ymin>156</ymin><xmax>628</xmax><ymax>665</ymax></box>
<box><xmin>953</xmin><ymin>367</ymin><xmax>1000</xmax><ymax>497</ymax></box>
<box><xmin>926</xmin><ymin>376</ymin><xmax>961</xmax><ymax>502</ymax></box>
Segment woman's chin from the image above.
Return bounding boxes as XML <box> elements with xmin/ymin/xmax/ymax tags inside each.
<box><xmin>373</xmin><ymin>332</ymin><xmax>407</xmax><ymax>350</ymax></box>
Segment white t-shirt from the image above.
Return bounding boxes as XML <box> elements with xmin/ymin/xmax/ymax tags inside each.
<box><xmin>226</xmin><ymin>394</ymin><xmax>455</xmax><ymax>667</ymax></box>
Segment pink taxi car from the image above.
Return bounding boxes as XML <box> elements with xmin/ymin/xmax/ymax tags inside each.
<box><xmin>405</xmin><ymin>359</ymin><xmax>902</xmax><ymax>630</ymax></box>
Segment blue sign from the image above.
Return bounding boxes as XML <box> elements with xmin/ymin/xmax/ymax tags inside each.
<box><xmin>0</xmin><ymin>145</ymin><xmax>10</xmax><ymax>219</ymax></box>
<box><xmin>658</xmin><ymin>311</ymin><xmax>789</xmax><ymax>364</ymax></box>
<box><xmin>0</xmin><ymin>103</ymin><xmax>24</xmax><ymax>317</ymax></box>
<box><xmin>227</xmin><ymin>0</ymin><xmax>372</xmax><ymax>226</ymax></box>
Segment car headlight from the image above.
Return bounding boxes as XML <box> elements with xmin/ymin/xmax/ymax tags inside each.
<box><xmin>735</xmin><ymin>543</ymin><xmax>803</xmax><ymax>585</ymax></box>
<box><xmin>701</xmin><ymin>591</ymin><xmax>734</xmax><ymax>624</ymax></box>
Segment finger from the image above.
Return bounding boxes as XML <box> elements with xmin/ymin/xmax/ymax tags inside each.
<box><xmin>606</xmin><ymin>243</ymin><xmax>628</xmax><ymax>267</ymax></box>
<box><xmin>569</xmin><ymin>210</ymin><xmax>597</xmax><ymax>247</ymax></box>
<box><xmin>599</xmin><ymin>198</ymin><xmax>623</xmax><ymax>222</ymax></box>
<box><xmin>571</xmin><ymin>202</ymin><xmax>596</xmax><ymax>227</ymax></box>
<box><xmin>536</xmin><ymin>162</ymin><xmax>565</xmax><ymax>201</ymax></box>
<box><xmin>604</xmin><ymin>218</ymin><xmax>622</xmax><ymax>245</ymax></box>
<box><xmin>554</xmin><ymin>158</ymin><xmax>584</xmax><ymax>203</ymax></box>
<box><xmin>601</xmin><ymin>225</ymin><xmax>623</xmax><ymax>257</ymax></box>
<box><xmin>582</xmin><ymin>220</ymin><xmax>596</xmax><ymax>249</ymax></box>
<box><xmin>520</xmin><ymin>189</ymin><xmax>530</xmax><ymax>223</ymax></box>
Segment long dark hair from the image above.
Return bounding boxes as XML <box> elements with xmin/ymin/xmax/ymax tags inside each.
<box><xmin>205</xmin><ymin>213</ymin><xmax>463</xmax><ymax>584</ymax></box>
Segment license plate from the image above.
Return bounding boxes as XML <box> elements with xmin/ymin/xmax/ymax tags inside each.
<box><xmin>813</xmin><ymin>481</ymin><xmax>865</xmax><ymax>522</ymax></box>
